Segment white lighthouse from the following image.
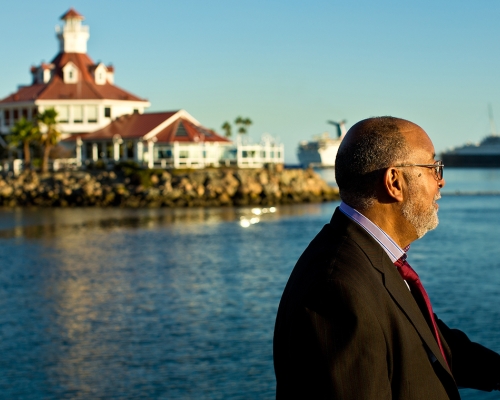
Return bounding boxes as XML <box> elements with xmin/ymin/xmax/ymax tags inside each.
<box><xmin>55</xmin><ymin>8</ymin><xmax>90</xmax><ymax>54</ymax></box>
<box><xmin>0</xmin><ymin>8</ymin><xmax>150</xmax><ymax>136</ymax></box>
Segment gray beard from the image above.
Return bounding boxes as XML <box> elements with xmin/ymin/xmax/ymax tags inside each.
<box><xmin>401</xmin><ymin>185</ymin><xmax>440</xmax><ymax>239</ymax></box>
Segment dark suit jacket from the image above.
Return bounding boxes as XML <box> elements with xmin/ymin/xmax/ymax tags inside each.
<box><xmin>274</xmin><ymin>208</ymin><xmax>500</xmax><ymax>399</ymax></box>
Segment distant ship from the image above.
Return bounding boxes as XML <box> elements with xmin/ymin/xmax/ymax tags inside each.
<box><xmin>441</xmin><ymin>135</ymin><xmax>500</xmax><ymax>167</ymax></box>
<box><xmin>441</xmin><ymin>105</ymin><xmax>500</xmax><ymax>167</ymax></box>
<box><xmin>297</xmin><ymin>120</ymin><xmax>346</xmax><ymax>168</ymax></box>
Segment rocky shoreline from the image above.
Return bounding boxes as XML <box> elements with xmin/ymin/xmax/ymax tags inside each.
<box><xmin>0</xmin><ymin>166</ymin><xmax>339</xmax><ymax>207</ymax></box>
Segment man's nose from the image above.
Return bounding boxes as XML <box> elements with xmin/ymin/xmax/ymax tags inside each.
<box><xmin>438</xmin><ymin>177</ymin><xmax>445</xmax><ymax>188</ymax></box>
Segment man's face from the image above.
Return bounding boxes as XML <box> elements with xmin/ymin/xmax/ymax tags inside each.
<box><xmin>399</xmin><ymin>125</ymin><xmax>445</xmax><ymax>239</ymax></box>
<box><xmin>401</xmin><ymin>171</ymin><xmax>441</xmax><ymax>238</ymax></box>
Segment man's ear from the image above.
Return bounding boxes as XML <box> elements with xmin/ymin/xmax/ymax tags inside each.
<box><xmin>383</xmin><ymin>167</ymin><xmax>404</xmax><ymax>202</ymax></box>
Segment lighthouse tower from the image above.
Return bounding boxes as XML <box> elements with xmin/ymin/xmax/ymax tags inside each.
<box><xmin>55</xmin><ymin>8</ymin><xmax>90</xmax><ymax>54</ymax></box>
<box><xmin>0</xmin><ymin>8</ymin><xmax>150</xmax><ymax>136</ymax></box>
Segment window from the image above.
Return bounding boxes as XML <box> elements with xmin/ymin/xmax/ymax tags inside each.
<box><xmin>175</xmin><ymin>124</ymin><xmax>188</xmax><ymax>137</ymax></box>
<box><xmin>57</xmin><ymin>106</ymin><xmax>69</xmax><ymax>123</ymax></box>
<box><xmin>13</xmin><ymin>109</ymin><xmax>19</xmax><ymax>121</ymax></box>
<box><xmin>22</xmin><ymin>109</ymin><xmax>28</xmax><ymax>119</ymax></box>
<box><xmin>126</xmin><ymin>142</ymin><xmax>134</xmax><ymax>158</ymax></box>
<box><xmin>133</xmin><ymin>109</ymin><xmax>139</xmax><ymax>114</ymax></box>
<box><xmin>63</xmin><ymin>63</ymin><xmax>78</xmax><ymax>83</ymax></box>
<box><xmin>104</xmin><ymin>107</ymin><xmax>111</xmax><ymax>118</ymax></box>
<box><xmin>85</xmin><ymin>143</ymin><xmax>93</xmax><ymax>159</ymax></box>
<box><xmin>242</xmin><ymin>150</ymin><xmax>256</xmax><ymax>158</ymax></box>
<box><xmin>4</xmin><ymin>110</ymin><xmax>10</xmax><ymax>126</ymax></box>
<box><xmin>94</xmin><ymin>65</ymin><xmax>107</xmax><ymax>85</ymax></box>
<box><xmin>156</xmin><ymin>146</ymin><xmax>172</xmax><ymax>159</ymax></box>
<box><xmin>105</xmin><ymin>142</ymin><xmax>113</xmax><ymax>159</ymax></box>
<box><xmin>200</xmin><ymin>127</ymin><xmax>213</xmax><ymax>138</ymax></box>
<box><xmin>73</xmin><ymin>106</ymin><xmax>83</xmax><ymax>123</ymax></box>
<box><xmin>87</xmin><ymin>106</ymin><xmax>97</xmax><ymax>123</ymax></box>
<box><xmin>179</xmin><ymin>150</ymin><xmax>189</xmax><ymax>159</ymax></box>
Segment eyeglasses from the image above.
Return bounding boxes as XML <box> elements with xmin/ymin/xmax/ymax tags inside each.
<box><xmin>394</xmin><ymin>160</ymin><xmax>444</xmax><ymax>181</ymax></box>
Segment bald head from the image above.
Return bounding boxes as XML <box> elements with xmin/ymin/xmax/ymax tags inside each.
<box><xmin>335</xmin><ymin>116</ymin><xmax>417</xmax><ymax>210</ymax></box>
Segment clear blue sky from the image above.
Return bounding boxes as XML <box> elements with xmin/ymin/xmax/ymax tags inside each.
<box><xmin>1</xmin><ymin>1</ymin><xmax>500</xmax><ymax>163</ymax></box>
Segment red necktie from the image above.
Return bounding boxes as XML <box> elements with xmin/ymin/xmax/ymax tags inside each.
<box><xmin>394</xmin><ymin>257</ymin><xmax>449</xmax><ymax>367</ymax></box>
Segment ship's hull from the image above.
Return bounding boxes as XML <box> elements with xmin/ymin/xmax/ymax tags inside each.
<box><xmin>297</xmin><ymin>141</ymin><xmax>340</xmax><ymax>168</ymax></box>
<box><xmin>442</xmin><ymin>153</ymin><xmax>500</xmax><ymax>167</ymax></box>
<box><xmin>441</xmin><ymin>135</ymin><xmax>500</xmax><ymax>167</ymax></box>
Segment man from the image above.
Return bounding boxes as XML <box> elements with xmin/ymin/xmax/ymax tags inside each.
<box><xmin>273</xmin><ymin>117</ymin><xmax>500</xmax><ymax>399</ymax></box>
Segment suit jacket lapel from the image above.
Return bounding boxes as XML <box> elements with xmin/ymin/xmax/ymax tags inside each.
<box><xmin>380</xmin><ymin>255</ymin><xmax>452</xmax><ymax>375</ymax></box>
<box><xmin>336</xmin><ymin>210</ymin><xmax>453</xmax><ymax>376</ymax></box>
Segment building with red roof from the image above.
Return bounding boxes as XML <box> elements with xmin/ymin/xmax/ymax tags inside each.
<box><xmin>65</xmin><ymin>110</ymin><xmax>234</xmax><ymax>169</ymax></box>
<box><xmin>1</xmin><ymin>9</ymin><xmax>284</xmax><ymax>170</ymax></box>
<box><xmin>0</xmin><ymin>8</ymin><xmax>150</xmax><ymax>137</ymax></box>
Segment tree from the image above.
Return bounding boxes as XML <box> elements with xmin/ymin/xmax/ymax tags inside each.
<box><xmin>37</xmin><ymin>108</ymin><xmax>61</xmax><ymax>173</ymax></box>
<box><xmin>221</xmin><ymin>121</ymin><xmax>232</xmax><ymax>138</ymax></box>
<box><xmin>8</xmin><ymin>117</ymin><xmax>39</xmax><ymax>169</ymax></box>
<box><xmin>234</xmin><ymin>116</ymin><xmax>252</xmax><ymax>135</ymax></box>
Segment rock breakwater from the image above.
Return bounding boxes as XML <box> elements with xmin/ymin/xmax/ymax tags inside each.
<box><xmin>0</xmin><ymin>167</ymin><xmax>339</xmax><ymax>207</ymax></box>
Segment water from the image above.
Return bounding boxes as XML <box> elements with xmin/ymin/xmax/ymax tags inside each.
<box><xmin>0</xmin><ymin>170</ymin><xmax>499</xmax><ymax>399</ymax></box>
<box><xmin>316</xmin><ymin>166</ymin><xmax>500</xmax><ymax>195</ymax></box>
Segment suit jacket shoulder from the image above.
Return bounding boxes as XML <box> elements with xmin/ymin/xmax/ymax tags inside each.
<box><xmin>274</xmin><ymin>208</ymin><xmax>460</xmax><ymax>399</ymax></box>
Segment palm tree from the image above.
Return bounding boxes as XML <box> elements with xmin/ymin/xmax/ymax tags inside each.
<box><xmin>37</xmin><ymin>108</ymin><xmax>61</xmax><ymax>173</ymax></box>
<box><xmin>8</xmin><ymin>117</ymin><xmax>39</xmax><ymax>169</ymax></box>
<box><xmin>234</xmin><ymin>116</ymin><xmax>252</xmax><ymax>135</ymax></box>
<box><xmin>221</xmin><ymin>121</ymin><xmax>232</xmax><ymax>138</ymax></box>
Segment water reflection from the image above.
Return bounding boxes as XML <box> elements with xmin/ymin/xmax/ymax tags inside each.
<box><xmin>0</xmin><ymin>202</ymin><xmax>339</xmax><ymax>398</ymax></box>
<box><xmin>0</xmin><ymin>204</ymin><xmax>329</xmax><ymax>239</ymax></box>
<box><xmin>0</xmin><ymin>197</ymin><xmax>499</xmax><ymax>399</ymax></box>
<box><xmin>239</xmin><ymin>207</ymin><xmax>276</xmax><ymax>228</ymax></box>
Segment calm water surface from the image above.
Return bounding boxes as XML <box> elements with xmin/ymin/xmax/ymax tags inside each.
<box><xmin>0</xmin><ymin>169</ymin><xmax>499</xmax><ymax>399</ymax></box>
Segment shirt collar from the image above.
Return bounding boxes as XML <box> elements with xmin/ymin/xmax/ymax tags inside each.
<box><xmin>339</xmin><ymin>201</ymin><xmax>407</xmax><ymax>263</ymax></box>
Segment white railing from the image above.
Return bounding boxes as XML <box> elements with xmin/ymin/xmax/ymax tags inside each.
<box><xmin>51</xmin><ymin>158</ymin><xmax>81</xmax><ymax>171</ymax></box>
<box><xmin>0</xmin><ymin>159</ymin><xmax>24</xmax><ymax>175</ymax></box>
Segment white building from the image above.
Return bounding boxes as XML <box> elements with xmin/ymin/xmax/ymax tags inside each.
<box><xmin>64</xmin><ymin>109</ymin><xmax>233</xmax><ymax>169</ymax></box>
<box><xmin>0</xmin><ymin>9</ymin><xmax>285</xmax><ymax>170</ymax></box>
<box><xmin>224</xmin><ymin>135</ymin><xmax>285</xmax><ymax>168</ymax></box>
<box><xmin>0</xmin><ymin>8</ymin><xmax>150</xmax><ymax>137</ymax></box>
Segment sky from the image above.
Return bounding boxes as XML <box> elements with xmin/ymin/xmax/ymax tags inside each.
<box><xmin>1</xmin><ymin>0</ymin><xmax>500</xmax><ymax>163</ymax></box>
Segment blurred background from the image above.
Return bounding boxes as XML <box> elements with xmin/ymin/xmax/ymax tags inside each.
<box><xmin>2</xmin><ymin>0</ymin><xmax>500</xmax><ymax>162</ymax></box>
<box><xmin>1</xmin><ymin>2</ymin><xmax>500</xmax><ymax>399</ymax></box>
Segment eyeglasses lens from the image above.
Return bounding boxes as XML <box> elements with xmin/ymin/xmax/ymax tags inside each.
<box><xmin>435</xmin><ymin>162</ymin><xmax>443</xmax><ymax>180</ymax></box>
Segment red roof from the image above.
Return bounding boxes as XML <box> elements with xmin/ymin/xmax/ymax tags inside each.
<box><xmin>0</xmin><ymin>52</ymin><xmax>146</xmax><ymax>104</ymax></box>
<box><xmin>74</xmin><ymin>112</ymin><xmax>177</xmax><ymax>140</ymax></box>
<box><xmin>60</xmin><ymin>8</ymin><xmax>84</xmax><ymax>20</ymax></box>
<box><xmin>64</xmin><ymin>111</ymin><xmax>231</xmax><ymax>144</ymax></box>
<box><xmin>155</xmin><ymin>118</ymin><xmax>231</xmax><ymax>143</ymax></box>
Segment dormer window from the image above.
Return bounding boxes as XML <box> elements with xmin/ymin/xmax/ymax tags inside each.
<box><xmin>93</xmin><ymin>63</ymin><xmax>107</xmax><ymax>85</ymax></box>
<box><xmin>42</xmin><ymin>69</ymin><xmax>51</xmax><ymax>83</ymax></box>
<box><xmin>63</xmin><ymin>62</ymin><xmax>78</xmax><ymax>83</ymax></box>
